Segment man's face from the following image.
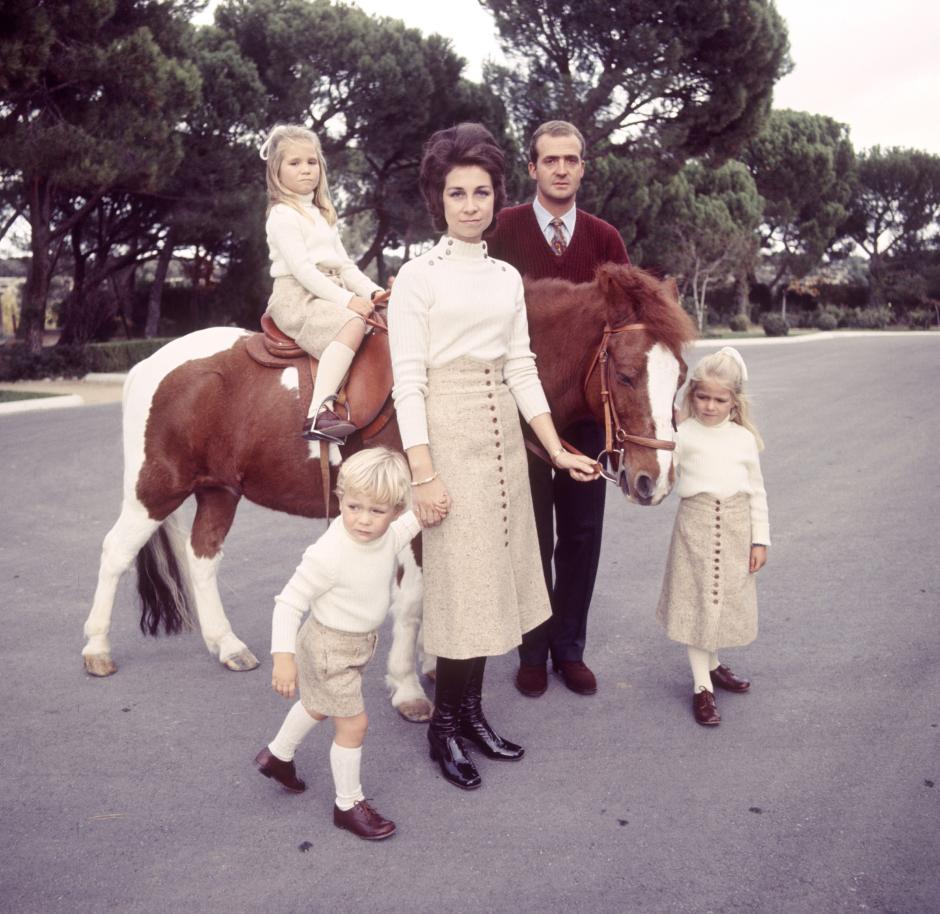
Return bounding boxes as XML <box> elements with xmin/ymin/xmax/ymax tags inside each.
<box><xmin>528</xmin><ymin>133</ymin><xmax>585</xmax><ymax>208</ymax></box>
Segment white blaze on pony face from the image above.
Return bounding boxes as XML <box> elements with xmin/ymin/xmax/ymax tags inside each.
<box><xmin>645</xmin><ymin>342</ymin><xmax>681</xmax><ymax>503</ymax></box>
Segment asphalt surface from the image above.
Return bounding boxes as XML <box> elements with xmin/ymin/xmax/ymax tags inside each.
<box><xmin>1</xmin><ymin>335</ymin><xmax>937</xmax><ymax>914</ymax></box>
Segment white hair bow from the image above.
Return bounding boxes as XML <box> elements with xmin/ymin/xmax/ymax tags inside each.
<box><xmin>718</xmin><ymin>346</ymin><xmax>748</xmax><ymax>381</ymax></box>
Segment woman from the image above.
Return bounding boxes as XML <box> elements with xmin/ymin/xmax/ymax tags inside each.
<box><xmin>388</xmin><ymin>123</ymin><xmax>599</xmax><ymax>790</ymax></box>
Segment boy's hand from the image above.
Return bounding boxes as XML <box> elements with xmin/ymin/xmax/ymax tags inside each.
<box><xmin>272</xmin><ymin>652</ymin><xmax>298</xmax><ymax>699</ymax></box>
<box><xmin>749</xmin><ymin>545</ymin><xmax>768</xmax><ymax>574</ymax></box>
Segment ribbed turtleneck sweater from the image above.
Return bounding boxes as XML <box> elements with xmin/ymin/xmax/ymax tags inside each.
<box><xmin>674</xmin><ymin>417</ymin><xmax>771</xmax><ymax>545</ymax></box>
<box><xmin>270</xmin><ymin>510</ymin><xmax>421</xmax><ymax>652</ymax></box>
<box><xmin>266</xmin><ymin>193</ymin><xmax>382</xmax><ymax>306</ymax></box>
<box><xmin>388</xmin><ymin>235</ymin><xmax>551</xmax><ymax>450</ymax></box>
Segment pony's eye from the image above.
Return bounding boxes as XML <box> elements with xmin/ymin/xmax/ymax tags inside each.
<box><xmin>616</xmin><ymin>373</ymin><xmax>634</xmax><ymax>389</ymax></box>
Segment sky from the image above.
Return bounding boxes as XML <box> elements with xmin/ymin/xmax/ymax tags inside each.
<box><xmin>347</xmin><ymin>0</ymin><xmax>940</xmax><ymax>155</ymax></box>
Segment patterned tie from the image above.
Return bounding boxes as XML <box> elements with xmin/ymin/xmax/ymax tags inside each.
<box><xmin>550</xmin><ymin>217</ymin><xmax>567</xmax><ymax>256</ymax></box>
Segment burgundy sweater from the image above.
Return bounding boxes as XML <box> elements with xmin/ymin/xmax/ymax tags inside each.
<box><xmin>486</xmin><ymin>203</ymin><xmax>630</xmax><ymax>283</ymax></box>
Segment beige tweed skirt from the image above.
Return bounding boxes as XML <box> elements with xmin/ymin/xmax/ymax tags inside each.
<box><xmin>296</xmin><ymin>615</ymin><xmax>378</xmax><ymax>718</ymax></box>
<box><xmin>421</xmin><ymin>357</ymin><xmax>550</xmax><ymax>659</ymax></box>
<box><xmin>265</xmin><ymin>273</ymin><xmax>358</xmax><ymax>358</ymax></box>
<box><xmin>656</xmin><ymin>492</ymin><xmax>758</xmax><ymax>651</ymax></box>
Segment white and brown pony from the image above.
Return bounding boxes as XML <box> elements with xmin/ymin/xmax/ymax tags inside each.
<box><xmin>81</xmin><ymin>263</ymin><xmax>696</xmax><ymax>720</ymax></box>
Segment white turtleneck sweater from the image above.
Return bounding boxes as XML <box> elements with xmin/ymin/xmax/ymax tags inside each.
<box><xmin>270</xmin><ymin>510</ymin><xmax>421</xmax><ymax>652</ymax></box>
<box><xmin>266</xmin><ymin>195</ymin><xmax>382</xmax><ymax>307</ymax></box>
<box><xmin>674</xmin><ymin>417</ymin><xmax>771</xmax><ymax>545</ymax></box>
<box><xmin>388</xmin><ymin>236</ymin><xmax>551</xmax><ymax>450</ymax></box>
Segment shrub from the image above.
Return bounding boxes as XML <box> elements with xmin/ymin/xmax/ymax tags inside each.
<box><xmin>907</xmin><ymin>308</ymin><xmax>937</xmax><ymax>330</ymax></box>
<box><xmin>0</xmin><ymin>344</ymin><xmax>89</xmax><ymax>381</ymax></box>
<box><xmin>844</xmin><ymin>307</ymin><xmax>892</xmax><ymax>329</ymax></box>
<box><xmin>728</xmin><ymin>314</ymin><xmax>750</xmax><ymax>332</ymax></box>
<box><xmin>814</xmin><ymin>312</ymin><xmax>838</xmax><ymax>331</ymax></box>
<box><xmin>85</xmin><ymin>338</ymin><xmax>173</xmax><ymax>373</ymax></box>
<box><xmin>762</xmin><ymin>314</ymin><xmax>790</xmax><ymax>337</ymax></box>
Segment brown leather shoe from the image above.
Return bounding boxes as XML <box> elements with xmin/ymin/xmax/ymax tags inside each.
<box><xmin>710</xmin><ymin>664</ymin><xmax>751</xmax><ymax>692</ymax></box>
<box><xmin>692</xmin><ymin>689</ymin><xmax>720</xmax><ymax>726</ymax></box>
<box><xmin>254</xmin><ymin>747</ymin><xmax>306</xmax><ymax>793</ymax></box>
<box><xmin>515</xmin><ymin>663</ymin><xmax>548</xmax><ymax>697</ymax></box>
<box><xmin>333</xmin><ymin>800</ymin><xmax>396</xmax><ymax>841</ymax></box>
<box><xmin>554</xmin><ymin>660</ymin><xmax>597</xmax><ymax>695</ymax></box>
<box><xmin>302</xmin><ymin>408</ymin><xmax>357</xmax><ymax>442</ymax></box>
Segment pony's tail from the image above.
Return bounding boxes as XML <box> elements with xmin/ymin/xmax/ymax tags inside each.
<box><xmin>136</xmin><ymin>513</ymin><xmax>196</xmax><ymax>636</ymax></box>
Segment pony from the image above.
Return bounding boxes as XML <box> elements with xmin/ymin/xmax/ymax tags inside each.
<box><xmin>82</xmin><ymin>262</ymin><xmax>696</xmax><ymax>721</ymax></box>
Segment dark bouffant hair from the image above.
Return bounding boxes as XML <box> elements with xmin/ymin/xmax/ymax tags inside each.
<box><xmin>419</xmin><ymin>123</ymin><xmax>507</xmax><ymax>233</ymax></box>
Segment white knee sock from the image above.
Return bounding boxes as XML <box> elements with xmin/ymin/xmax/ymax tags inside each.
<box><xmin>709</xmin><ymin>652</ymin><xmax>721</xmax><ymax>672</ymax></box>
<box><xmin>330</xmin><ymin>741</ymin><xmax>365</xmax><ymax>811</ymax></box>
<box><xmin>687</xmin><ymin>645</ymin><xmax>713</xmax><ymax>694</ymax></box>
<box><xmin>309</xmin><ymin>342</ymin><xmax>355</xmax><ymax>420</ymax></box>
<box><xmin>268</xmin><ymin>701</ymin><xmax>320</xmax><ymax>762</ymax></box>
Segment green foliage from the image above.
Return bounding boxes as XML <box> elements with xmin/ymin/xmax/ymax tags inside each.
<box><xmin>761</xmin><ymin>314</ymin><xmax>790</xmax><ymax>336</ymax></box>
<box><xmin>843</xmin><ymin>307</ymin><xmax>893</xmax><ymax>330</ymax></box>
<box><xmin>0</xmin><ymin>337</ymin><xmax>172</xmax><ymax>380</ymax></box>
<box><xmin>842</xmin><ymin>146</ymin><xmax>940</xmax><ymax>304</ymax></box>
<box><xmin>0</xmin><ymin>344</ymin><xmax>89</xmax><ymax>380</ymax></box>
<box><xmin>813</xmin><ymin>312</ymin><xmax>838</xmax><ymax>331</ymax></box>
<box><xmin>907</xmin><ymin>308</ymin><xmax>938</xmax><ymax>330</ymax></box>
<box><xmin>742</xmin><ymin>110</ymin><xmax>855</xmax><ymax>296</ymax></box>
<box><xmin>728</xmin><ymin>314</ymin><xmax>750</xmax><ymax>332</ymax></box>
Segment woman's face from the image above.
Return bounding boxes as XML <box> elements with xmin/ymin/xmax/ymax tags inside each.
<box><xmin>442</xmin><ymin>165</ymin><xmax>494</xmax><ymax>243</ymax></box>
<box><xmin>278</xmin><ymin>141</ymin><xmax>320</xmax><ymax>196</ymax></box>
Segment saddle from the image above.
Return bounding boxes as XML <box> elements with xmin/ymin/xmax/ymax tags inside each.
<box><xmin>246</xmin><ymin>313</ymin><xmax>394</xmax><ymax>441</ymax></box>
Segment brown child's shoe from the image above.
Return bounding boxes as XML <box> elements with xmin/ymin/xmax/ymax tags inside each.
<box><xmin>710</xmin><ymin>664</ymin><xmax>751</xmax><ymax>693</ymax></box>
<box><xmin>692</xmin><ymin>689</ymin><xmax>721</xmax><ymax>726</ymax></box>
<box><xmin>254</xmin><ymin>747</ymin><xmax>306</xmax><ymax>793</ymax></box>
<box><xmin>333</xmin><ymin>800</ymin><xmax>396</xmax><ymax>841</ymax></box>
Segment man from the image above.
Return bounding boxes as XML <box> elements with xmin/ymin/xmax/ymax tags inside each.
<box><xmin>486</xmin><ymin>121</ymin><xmax>630</xmax><ymax>698</ymax></box>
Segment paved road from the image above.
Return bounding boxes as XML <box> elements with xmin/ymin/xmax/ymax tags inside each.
<box><xmin>1</xmin><ymin>335</ymin><xmax>937</xmax><ymax>914</ymax></box>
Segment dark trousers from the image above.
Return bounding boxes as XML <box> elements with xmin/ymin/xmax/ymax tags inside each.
<box><xmin>519</xmin><ymin>419</ymin><xmax>607</xmax><ymax>666</ymax></box>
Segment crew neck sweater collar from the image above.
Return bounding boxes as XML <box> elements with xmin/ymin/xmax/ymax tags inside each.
<box><xmin>434</xmin><ymin>235</ymin><xmax>488</xmax><ymax>261</ymax></box>
<box><xmin>691</xmin><ymin>416</ymin><xmax>733</xmax><ymax>430</ymax></box>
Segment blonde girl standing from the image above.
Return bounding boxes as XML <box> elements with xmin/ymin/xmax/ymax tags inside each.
<box><xmin>260</xmin><ymin>124</ymin><xmax>389</xmax><ymax>442</ymax></box>
<box><xmin>656</xmin><ymin>347</ymin><xmax>770</xmax><ymax>727</ymax></box>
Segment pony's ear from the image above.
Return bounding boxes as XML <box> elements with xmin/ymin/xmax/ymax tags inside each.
<box><xmin>595</xmin><ymin>262</ymin><xmax>638</xmax><ymax>323</ymax></box>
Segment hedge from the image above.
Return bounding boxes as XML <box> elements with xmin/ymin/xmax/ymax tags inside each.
<box><xmin>0</xmin><ymin>338</ymin><xmax>174</xmax><ymax>381</ymax></box>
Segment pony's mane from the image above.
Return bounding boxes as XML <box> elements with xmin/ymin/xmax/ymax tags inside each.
<box><xmin>596</xmin><ymin>264</ymin><xmax>697</xmax><ymax>356</ymax></box>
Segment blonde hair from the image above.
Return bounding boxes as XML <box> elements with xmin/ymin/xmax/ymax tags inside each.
<box><xmin>260</xmin><ymin>124</ymin><xmax>337</xmax><ymax>225</ymax></box>
<box><xmin>335</xmin><ymin>447</ymin><xmax>411</xmax><ymax>508</ymax></box>
<box><xmin>679</xmin><ymin>347</ymin><xmax>764</xmax><ymax>450</ymax></box>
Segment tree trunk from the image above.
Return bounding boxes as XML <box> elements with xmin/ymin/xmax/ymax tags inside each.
<box><xmin>146</xmin><ymin>229</ymin><xmax>175</xmax><ymax>338</ymax></box>
<box><xmin>21</xmin><ymin>176</ymin><xmax>52</xmax><ymax>355</ymax></box>
<box><xmin>733</xmin><ymin>268</ymin><xmax>750</xmax><ymax>318</ymax></box>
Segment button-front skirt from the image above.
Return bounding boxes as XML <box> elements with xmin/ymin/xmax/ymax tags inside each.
<box><xmin>655</xmin><ymin>492</ymin><xmax>758</xmax><ymax>651</ymax></box>
<box><xmin>421</xmin><ymin>356</ymin><xmax>551</xmax><ymax>659</ymax></box>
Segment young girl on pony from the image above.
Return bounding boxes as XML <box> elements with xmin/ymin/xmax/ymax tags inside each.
<box><xmin>655</xmin><ymin>347</ymin><xmax>770</xmax><ymax>727</ymax></box>
<box><xmin>253</xmin><ymin>447</ymin><xmax>421</xmax><ymax>841</ymax></box>
<box><xmin>261</xmin><ymin>124</ymin><xmax>389</xmax><ymax>442</ymax></box>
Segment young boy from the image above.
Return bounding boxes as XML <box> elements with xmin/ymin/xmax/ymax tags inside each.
<box><xmin>254</xmin><ymin>447</ymin><xmax>420</xmax><ymax>840</ymax></box>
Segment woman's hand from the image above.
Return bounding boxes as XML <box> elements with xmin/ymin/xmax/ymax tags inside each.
<box><xmin>346</xmin><ymin>295</ymin><xmax>374</xmax><ymax>319</ymax></box>
<box><xmin>272</xmin><ymin>652</ymin><xmax>298</xmax><ymax>699</ymax></box>
<box><xmin>371</xmin><ymin>289</ymin><xmax>391</xmax><ymax>304</ymax></box>
<box><xmin>412</xmin><ymin>476</ymin><xmax>452</xmax><ymax>528</ymax></box>
<box><xmin>554</xmin><ymin>449</ymin><xmax>601</xmax><ymax>482</ymax></box>
<box><xmin>749</xmin><ymin>545</ymin><xmax>768</xmax><ymax>573</ymax></box>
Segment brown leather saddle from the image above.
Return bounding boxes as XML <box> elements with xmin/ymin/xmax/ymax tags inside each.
<box><xmin>246</xmin><ymin>313</ymin><xmax>394</xmax><ymax>441</ymax></box>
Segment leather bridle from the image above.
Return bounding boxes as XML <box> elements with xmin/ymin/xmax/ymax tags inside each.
<box><xmin>582</xmin><ymin>322</ymin><xmax>677</xmax><ymax>488</ymax></box>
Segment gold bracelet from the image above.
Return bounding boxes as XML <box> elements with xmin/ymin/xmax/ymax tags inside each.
<box><xmin>550</xmin><ymin>446</ymin><xmax>565</xmax><ymax>465</ymax></box>
<box><xmin>411</xmin><ymin>472</ymin><xmax>439</xmax><ymax>487</ymax></box>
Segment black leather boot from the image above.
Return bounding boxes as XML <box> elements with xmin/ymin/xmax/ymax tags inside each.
<box><xmin>427</xmin><ymin>657</ymin><xmax>482</xmax><ymax>790</ymax></box>
<box><xmin>459</xmin><ymin>657</ymin><xmax>524</xmax><ymax>761</ymax></box>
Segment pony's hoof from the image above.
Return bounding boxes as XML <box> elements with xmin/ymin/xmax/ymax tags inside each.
<box><xmin>222</xmin><ymin>648</ymin><xmax>259</xmax><ymax>672</ymax></box>
<box><xmin>397</xmin><ymin>698</ymin><xmax>433</xmax><ymax>722</ymax></box>
<box><xmin>84</xmin><ymin>654</ymin><xmax>118</xmax><ymax>677</ymax></box>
